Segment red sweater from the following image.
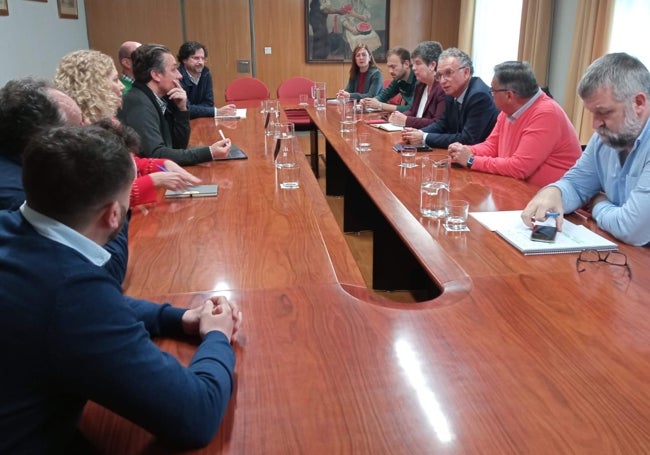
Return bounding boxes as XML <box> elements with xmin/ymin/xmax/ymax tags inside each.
<box><xmin>131</xmin><ymin>156</ymin><xmax>167</xmax><ymax>207</ymax></box>
<box><xmin>470</xmin><ymin>93</ymin><xmax>582</xmax><ymax>187</ymax></box>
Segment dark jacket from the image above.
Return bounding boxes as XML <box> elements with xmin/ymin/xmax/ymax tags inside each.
<box><xmin>344</xmin><ymin>66</ymin><xmax>383</xmax><ymax>100</ymax></box>
<box><xmin>179</xmin><ymin>65</ymin><xmax>216</xmax><ymax>119</ymax></box>
<box><xmin>402</xmin><ymin>80</ymin><xmax>447</xmax><ymax>129</ymax></box>
<box><xmin>421</xmin><ymin>76</ymin><xmax>499</xmax><ymax>148</ymax></box>
<box><xmin>118</xmin><ymin>82</ymin><xmax>212</xmax><ymax>165</ymax></box>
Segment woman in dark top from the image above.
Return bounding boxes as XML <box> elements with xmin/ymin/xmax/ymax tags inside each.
<box><xmin>337</xmin><ymin>44</ymin><xmax>383</xmax><ymax>100</ymax></box>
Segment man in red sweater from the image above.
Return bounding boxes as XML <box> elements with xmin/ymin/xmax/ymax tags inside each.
<box><xmin>449</xmin><ymin>61</ymin><xmax>582</xmax><ymax>187</ymax></box>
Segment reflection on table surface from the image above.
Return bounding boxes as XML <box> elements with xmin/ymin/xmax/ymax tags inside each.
<box><xmin>82</xmin><ymin>102</ymin><xmax>650</xmax><ymax>454</ymax></box>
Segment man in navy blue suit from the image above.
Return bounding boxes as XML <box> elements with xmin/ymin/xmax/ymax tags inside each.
<box><xmin>401</xmin><ymin>48</ymin><xmax>499</xmax><ymax>149</ymax></box>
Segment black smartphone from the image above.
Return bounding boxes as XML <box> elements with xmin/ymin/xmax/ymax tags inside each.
<box><xmin>531</xmin><ymin>225</ymin><xmax>557</xmax><ymax>243</ymax></box>
<box><xmin>392</xmin><ymin>143</ymin><xmax>433</xmax><ymax>153</ymax></box>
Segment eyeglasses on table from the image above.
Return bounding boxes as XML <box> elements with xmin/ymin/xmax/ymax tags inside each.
<box><xmin>575</xmin><ymin>249</ymin><xmax>631</xmax><ymax>278</ymax></box>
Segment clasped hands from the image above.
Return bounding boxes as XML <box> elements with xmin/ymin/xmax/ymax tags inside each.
<box><xmin>182</xmin><ymin>296</ymin><xmax>243</xmax><ymax>343</ymax></box>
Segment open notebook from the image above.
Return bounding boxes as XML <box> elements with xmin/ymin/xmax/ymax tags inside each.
<box><xmin>368</xmin><ymin>122</ymin><xmax>403</xmax><ymax>132</ymax></box>
<box><xmin>470</xmin><ymin>210</ymin><xmax>618</xmax><ymax>255</ymax></box>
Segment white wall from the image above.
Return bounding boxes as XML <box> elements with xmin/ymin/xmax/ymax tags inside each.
<box><xmin>0</xmin><ymin>0</ymin><xmax>88</xmax><ymax>86</ymax></box>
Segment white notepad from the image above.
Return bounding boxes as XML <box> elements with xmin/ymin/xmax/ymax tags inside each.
<box><xmin>215</xmin><ymin>108</ymin><xmax>247</xmax><ymax>120</ymax></box>
<box><xmin>470</xmin><ymin>210</ymin><xmax>618</xmax><ymax>255</ymax></box>
<box><xmin>369</xmin><ymin>122</ymin><xmax>403</xmax><ymax>132</ymax></box>
<box><xmin>165</xmin><ymin>185</ymin><xmax>219</xmax><ymax>198</ymax></box>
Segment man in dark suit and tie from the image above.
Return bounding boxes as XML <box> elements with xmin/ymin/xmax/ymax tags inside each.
<box><xmin>401</xmin><ymin>48</ymin><xmax>499</xmax><ymax>149</ymax></box>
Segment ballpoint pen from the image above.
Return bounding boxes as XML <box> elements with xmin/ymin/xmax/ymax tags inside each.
<box><xmin>155</xmin><ymin>164</ymin><xmax>168</xmax><ymax>172</ymax></box>
<box><xmin>219</xmin><ymin>129</ymin><xmax>227</xmax><ymax>141</ymax></box>
<box><xmin>545</xmin><ymin>211</ymin><xmax>561</xmax><ymax>217</ymax></box>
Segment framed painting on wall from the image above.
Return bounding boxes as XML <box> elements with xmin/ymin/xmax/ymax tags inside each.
<box><xmin>305</xmin><ymin>0</ymin><xmax>390</xmax><ymax>63</ymax></box>
<box><xmin>0</xmin><ymin>0</ymin><xmax>8</xmax><ymax>16</ymax></box>
<box><xmin>57</xmin><ymin>0</ymin><xmax>77</xmax><ymax>19</ymax></box>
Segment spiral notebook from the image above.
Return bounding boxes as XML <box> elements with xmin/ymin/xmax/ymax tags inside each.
<box><xmin>470</xmin><ymin>210</ymin><xmax>618</xmax><ymax>255</ymax></box>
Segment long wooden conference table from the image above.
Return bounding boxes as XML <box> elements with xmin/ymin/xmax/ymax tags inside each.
<box><xmin>80</xmin><ymin>102</ymin><xmax>650</xmax><ymax>454</ymax></box>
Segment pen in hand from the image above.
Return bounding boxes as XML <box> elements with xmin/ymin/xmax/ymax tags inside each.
<box><xmin>219</xmin><ymin>129</ymin><xmax>227</xmax><ymax>142</ymax></box>
<box><xmin>156</xmin><ymin>164</ymin><xmax>168</xmax><ymax>172</ymax></box>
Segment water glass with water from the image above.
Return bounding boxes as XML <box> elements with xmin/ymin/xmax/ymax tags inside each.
<box><xmin>445</xmin><ymin>200</ymin><xmax>469</xmax><ymax>230</ymax></box>
<box><xmin>420</xmin><ymin>152</ymin><xmax>450</xmax><ymax>218</ymax></box>
<box><xmin>400</xmin><ymin>145</ymin><xmax>417</xmax><ymax>168</ymax></box>
<box><xmin>339</xmin><ymin>98</ymin><xmax>357</xmax><ymax>133</ymax></box>
<box><xmin>274</xmin><ymin>122</ymin><xmax>296</xmax><ymax>169</ymax></box>
<box><xmin>264</xmin><ymin>100</ymin><xmax>280</xmax><ymax>137</ymax></box>
<box><xmin>311</xmin><ymin>82</ymin><xmax>327</xmax><ymax>111</ymax></box>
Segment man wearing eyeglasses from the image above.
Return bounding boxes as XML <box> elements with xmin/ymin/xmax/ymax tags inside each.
<box><xmin>117</xmin><ymin>41</ymin><xmax>141</xmax><ymax>94</ymax></box>
<box><xmin>401</xmin><ymin>47</ymin><xmax>498</xmax><ymax>149</ymax></box>
<box><xmin>522</xmin><ymin>52</ymin><xmax>650</xmax><ymax>247</ymax></box>
<box><xmin>448</xmin><ymin>61</ymin><xmax>582</xmax><ymax>187</ymax></box>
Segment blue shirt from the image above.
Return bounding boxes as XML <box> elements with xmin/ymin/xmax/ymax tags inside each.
<box><xmin>553</xmin><ymin>117</ymin><xmax>650</xmax><ymax>246</ymax></box>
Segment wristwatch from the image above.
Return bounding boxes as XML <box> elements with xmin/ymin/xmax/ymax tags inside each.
<box><xmin>467</xmin><ymin>155</ymin><xmax>474</xmax><ymax>168</ymax></box>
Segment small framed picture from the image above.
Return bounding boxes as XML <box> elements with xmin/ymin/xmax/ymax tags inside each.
<box><xmin>0</xmin><ymin>0</ymin><xmax>8</xmax><ymax>16</ymax></box>
<box><xmin>57</xmin><ymin>0</ymin><xmax>77</xmax><ymax>19</ymax></box>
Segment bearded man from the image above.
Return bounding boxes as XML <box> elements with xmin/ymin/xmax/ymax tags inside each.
<box><xmin>521</xmin><ymin>52</ymin><xmax>650</xmax><ymax>246</ymax></box>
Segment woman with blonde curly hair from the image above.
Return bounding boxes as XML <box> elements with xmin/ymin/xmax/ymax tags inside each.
<box><xmin>54</xmin><ymin>49</ymin><xmax>200</xmax><ymax>207</ymax></box>
<box><xmin>54</xmin><ymin>50</ymin><xmax>123</xmax><ymax>124</ymax></box>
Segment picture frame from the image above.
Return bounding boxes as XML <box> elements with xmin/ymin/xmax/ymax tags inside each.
<box><xmin>305</xmin><ymin>0</ymin><xmax>390</xmax><ymax>63</ymax></box>
<box><xmin>57</xmin><ymin>0</ymin><xmax>77</xmax><ymax>19</ymax></box>
<box><xmin>0</xmin><ymin>0</ymin><xmax>8</xmax><ymax>16</ymax></box>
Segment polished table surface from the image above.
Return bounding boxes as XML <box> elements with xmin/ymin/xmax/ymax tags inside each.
<box><xmin>121</xmin><ymin>106</ymin><xmax>365</xmax><ymax>298</ymax></box>
<box><xmin>81</xmin><ymin>103</ymin><xmax>650</xmax><ymax>454</ymax></box>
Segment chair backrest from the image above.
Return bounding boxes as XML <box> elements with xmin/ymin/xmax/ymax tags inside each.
<box><xmin>383</xmin><ymin>79</ymin><xmax>402</xmax><ymax>106</ymax></box>
<box><xmin>225</xmin><ymin>77</ymin><xmax>270</xmax><ymax>102</ymax></box>
<box><xmin>277</xmin><ymin>76</ymin><xmax>315</xmax><ymax>99</ymax></box>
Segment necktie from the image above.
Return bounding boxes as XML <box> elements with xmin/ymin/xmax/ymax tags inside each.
<box><xmin>455</xmin><ymin>100</ymin><xmax>462</xmax><ymax>133</ymax></box>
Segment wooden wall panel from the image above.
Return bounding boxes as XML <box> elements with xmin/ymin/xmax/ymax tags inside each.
<box><xmin>85</xmin><ymin>0</ymin><xmax>183</xmax><ymax>67</ymax></box>
<box><xmin>184</xmin><ymin>0</ymin><xmax>251</xmax><ymax>104</ymax></box>
<box><xmin>85</xmin><ymin>0</ymin><xmax>461</xmax><ymax>104</ymax></box>
<box><xmin>254</xmin><ymin>0</ymin><xmax>353</xmax><ymax>100</ymax></box>
<box><xmin>431</xmin><ymin>0</ymin><xmax>461</xmax><ymax>48</ymax></box>
<box><xmin>389</xmin><ymin>0</ymin><xmax>433</xmax><ymax>50</ymax></box>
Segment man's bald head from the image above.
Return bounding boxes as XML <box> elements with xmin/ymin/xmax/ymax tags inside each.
<box><xmin>46</xmin><ymin>88</ymin><xmax>83</xmax><ymax>126</ymax></box>
<box><xmin>118</xmin><ymin>41</ymin><xmax>142</xmax><ymax>76</ymax></box>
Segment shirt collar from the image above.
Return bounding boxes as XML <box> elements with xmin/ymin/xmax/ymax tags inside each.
<box><xmin>455</xmin><ymin>85</ymin><xmax>469</xmax><ymax>105</ymax></box>
<box><xmin>629</xmin><ymin>115</ymin><xmax>650</xmax><ymax>156</ymax></box>
<box><xmin>508</xmin><ymin>88</ymin><xmax>542</xmax><ymax>122</ymax></box>
<box><xmin>155</xmin><ymin>95</ymin><xmax>168</xmax><ymax>114</ymax></box>
<box><xmin>120</xmin><ymin>73</ymin><xmax>134</xmax><ymax>84</ymax></box>
<box><xmin>20</xmin><ymin>203</ymin><xmax>110</xmax><ymax>266</ymax></box>
<box><xmin>188</xmin><ymin>73</ymin><xmax>201</xmax><ymax>85</ymax></box>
